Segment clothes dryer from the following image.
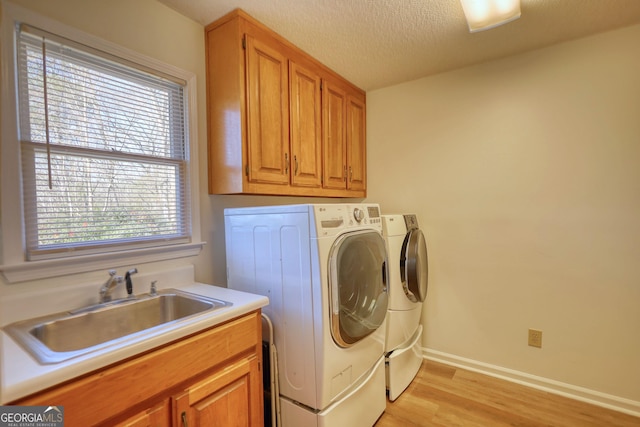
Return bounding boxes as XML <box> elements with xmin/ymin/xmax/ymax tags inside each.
<box><xmin>382</xmin><ymin>214</ymin><xmax>428</xmax><ymax>401</ymax></box>
<box><xmin>225</xmin><ymin>204</ymin><xmax>389</xmax><ymax>427</ymax></box>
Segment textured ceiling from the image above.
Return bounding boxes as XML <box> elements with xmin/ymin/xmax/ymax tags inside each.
<box><xmin>157</xmin><ymin>0</ymin><xmax>640</xmax><ymax>91</ymax></box>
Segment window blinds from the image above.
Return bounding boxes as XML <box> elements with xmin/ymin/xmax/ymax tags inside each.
<box><xmin>16</xmin><ymin>25</ymin><xmax>191</xmax><ymax>259</ymax></box>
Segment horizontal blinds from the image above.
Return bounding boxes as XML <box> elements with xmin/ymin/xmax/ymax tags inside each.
<box><xmin>16</xmin><ymin>24</ymin><xmax>191</xmax><ymax>259</ymax></box>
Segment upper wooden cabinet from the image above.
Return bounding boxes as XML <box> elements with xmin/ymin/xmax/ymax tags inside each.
<box><xmin>321</xmin><ymin>80</ymin><xmax>367</xmax><ymax>192</ymax></box>
<box><xmin>205</xmin><ymin>9</ymin><xmax>366</xmax><ymax>197</ymax></box>
<box><xmin>245</xmin><ymin>34</ymin><xmax>290</xmax><ymax>186</ymax></box>
<box><xmin>322</xmin><ymin>81</ymin><xmax>347</xmax><ymax>190</ymax></box>
<box><xmin>347</xmin><ymin>93</ymin><xmax>366</xmax><ymax>192</ymax></box>
<box><xmin>290</xmin><ymin>61</ymin><xmax>323</xmax><ymax>188</ymax></box>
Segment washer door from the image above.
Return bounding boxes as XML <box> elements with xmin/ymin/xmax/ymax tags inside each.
<box><xmin>400</xmin><ymin>229</ymin><xmax>428</xmax><ymax>303</ymax></box>
<box><xmin>329</xmin><ymin>230</ymin><xmax>389</xmax><ymax>348</ymax></box>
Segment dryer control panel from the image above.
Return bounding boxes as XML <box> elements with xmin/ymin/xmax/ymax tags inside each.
<box><xmin>403</xmin><ymin>214</ymin><xmax>419</xmax><ymax>230</ymax></box>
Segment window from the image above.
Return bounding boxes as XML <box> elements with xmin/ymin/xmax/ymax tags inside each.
<box><xmin>17</xmin><ymin>25</ymin><xmax>190</xmax><ymax>260</ymax></box>
<box><xmin>0</xmin><ymin>4</ymin><xmax>202</xmax><ymax>282</ymax></box>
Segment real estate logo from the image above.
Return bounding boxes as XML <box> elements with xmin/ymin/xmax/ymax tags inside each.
<box><xmin>0</xmin><ymin>406</ymin><xmax>64</xmax><ymax>427</ymax></box>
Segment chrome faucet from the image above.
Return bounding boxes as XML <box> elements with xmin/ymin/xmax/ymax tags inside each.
<box><xmin>99</xmin><ymin>269</ymin><xmax>124</xmax><ymax>303</ymax></box>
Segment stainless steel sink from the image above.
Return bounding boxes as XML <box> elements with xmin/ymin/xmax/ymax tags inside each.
<box><xmin>3</xmin><ymin>289</ymin><xmax>231</xmax><ymax>364</ymax></box>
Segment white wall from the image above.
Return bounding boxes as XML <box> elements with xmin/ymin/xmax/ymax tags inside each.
<box><xmin>2</xmin><ymin>0</ymin><xmax>638</xmax><ymax>414</ymax></box>
<box><xmin>367</xmin><ymin>24</ymin><xmax>640</xmax><ymax>406</ymax></box>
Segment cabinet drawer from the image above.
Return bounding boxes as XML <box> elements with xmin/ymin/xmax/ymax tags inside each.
<box><xmin>209</xmin><ymin>310</ymin><xmax>261</xmax><ymax>363</ymax></box>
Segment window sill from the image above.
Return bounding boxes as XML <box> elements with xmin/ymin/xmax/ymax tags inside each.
<box><xmin>0</xmin><ymin>242</ymin><xmax>205</xmax><ymax>283</ymax></box>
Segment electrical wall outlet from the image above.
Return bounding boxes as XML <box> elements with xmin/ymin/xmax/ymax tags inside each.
<box><xmin>528</xmin><ymin>329</ymin><xmax>542</xmax><ymax>348</ymax></box>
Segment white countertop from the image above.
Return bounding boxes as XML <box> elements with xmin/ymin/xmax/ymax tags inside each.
<box><xmin>0</xmin><ymin>282</ymin><xmax>268</xmax><ymax>404</ymax></box>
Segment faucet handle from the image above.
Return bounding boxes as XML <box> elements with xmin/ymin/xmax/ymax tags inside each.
<box><xmin>125</xmin><ymin>268</ymin><xmax>138</xmax><ymax>297</ymax></box>
<box><xmin>108</xmin><ymin>269</ymin><xmax>117</xmax><ymax>277</ymax></box>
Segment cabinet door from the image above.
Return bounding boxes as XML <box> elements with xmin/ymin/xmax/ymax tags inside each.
<box><xmin>322</xmin><ymin>81</ymin><xmax>347</xmax><ymax>189</ymax></box>
<box><xmin>289</xmin><ymin>61</ymin><xmax>322</xmax><ymax>188</ymax></box>
<box><xmin>346</xmin><ymin>94</ymin><xmax>366</xmax><ymax>191</ymax></box>
<box><xmin>245</xmin><ymin>34</ymin><xmax>290</xmax><ymax>185</ymax></box>
<box><xmin>174</xmin><ymin>356</ymin><xmax>263</xmax><ymax>427</ymax></box>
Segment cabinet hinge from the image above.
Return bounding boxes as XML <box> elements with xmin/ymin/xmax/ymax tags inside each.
<box><xmin>245</xmin><ymin>164</ymin><xmax>249</xmax><ymax>176</ymax></box>
<box><xmin>242</xmin><ymin>35</ymin><xmax>246</xmax><ymax>50</ymax></box>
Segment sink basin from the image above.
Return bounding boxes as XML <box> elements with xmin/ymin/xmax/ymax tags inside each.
<box><xmin>4</xmin><ymin>289</ymin><xmax>231</xmax><ymax>364</ymax></box>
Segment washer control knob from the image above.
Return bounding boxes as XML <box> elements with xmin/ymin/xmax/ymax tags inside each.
<box><xmin>353</xmin><ymin>208</ymin><xmax>365</xmax><ymax>223</ymax></box>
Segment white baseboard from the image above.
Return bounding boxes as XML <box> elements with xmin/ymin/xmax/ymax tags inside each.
<box><xmin>423</xmin><ymin>348</ymin><xmax>640</xmax><ymax>418</ymax></box>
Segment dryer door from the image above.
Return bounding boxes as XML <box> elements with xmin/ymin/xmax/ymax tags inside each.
<box><xmin>400</xmin><ymin>228</ymin><xmax>428</xmax><ymax>303</ymax></box>
<box><xmin>329</xmin><ymin>230</ymin><xmax>389</xmax><ymax>348</ymax></box>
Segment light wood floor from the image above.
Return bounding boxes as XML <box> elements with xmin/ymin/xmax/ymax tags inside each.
<box><xmin>375</xmin><ymin>360</ymin><xmax>640</xmax><ymax>427</ymax></box>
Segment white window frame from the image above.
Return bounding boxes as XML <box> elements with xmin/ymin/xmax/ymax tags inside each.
<box><xmin>0</xmin><ymin>2</ymin><xmax>203</xmax><ymax>283</ymax></box>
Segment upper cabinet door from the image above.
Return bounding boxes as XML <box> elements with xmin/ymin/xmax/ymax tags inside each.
<box><xmin>289</xmin><ymin>61</ymin><xmax>322</xmax><ymax>188</ymax></box>
<box><xmin>322</xmin><ymin>81</ymin><xmax>347</xmax><ymax>190</ymax></box>
<box><xmin>245</xmin><ymin>34</ymin><xmax>290</xmax><ymax>185</ymax></box>
<box><xmin>347</xmin><ymin>94</ymin><xmax>366</xmax><ymax>191</ymax></box>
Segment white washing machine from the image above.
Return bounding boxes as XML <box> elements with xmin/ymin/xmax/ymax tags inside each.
<box><xmin>382</xmin><ymin>214</ymin><xmax>429</xmax><ymax>401</ymax></box>
<box><xmin>225</xmin><ymin>204</ymin><xmax>389</xmax><ymax>427</ymax></box>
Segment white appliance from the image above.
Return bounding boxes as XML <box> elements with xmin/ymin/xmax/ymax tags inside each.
<box><xmin>224</xmin><ymin>204</ymin><xmax>389</xmax><ymax>427</ymax></box>
<box><xmin>382</xmin><ymin>214</ymin><xmax>429</xmax><ymax>401</ymax></box>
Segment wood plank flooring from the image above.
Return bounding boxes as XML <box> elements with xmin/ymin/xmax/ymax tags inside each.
<box><xmin>375</xmin><ymin>360</ymin><xmax>640</xmax><ymax>427</ymax></box>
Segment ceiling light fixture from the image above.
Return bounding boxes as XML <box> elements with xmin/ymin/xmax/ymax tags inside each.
<box><xmin>460</xmin><ymin>0</ymin><xmax>521</xmax><ymax>33</ymax></box>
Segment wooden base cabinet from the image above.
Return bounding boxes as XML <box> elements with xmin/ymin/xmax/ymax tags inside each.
<box><xmin>113</xmin><ymin>401</ymin><xmax>170</xmax><ymax>427</ymax></box>
<box><xmin>12</xmin><ymin>311</ymin><xmax>264</xmax><ymax>427</ymax></box>
<box><xmin>205</xmin><ymin>9</ymin><xmax>366</xmax><ymax>198</ymax></box>
<box><xmin>173</xmin><ymin>356</ymin><xmax>262</xmax><ymax>426</ymax></box>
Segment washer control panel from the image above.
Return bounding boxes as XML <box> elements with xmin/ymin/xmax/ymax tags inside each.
<box><xmin>367</xmin><ymin>206</ymin><xmax>381</xmax><ymax>223</ymax></box>
<box><xmin>315</xmin><ymin>204</ymin><xmax>383</xmax><ymax>235</ymax></box>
